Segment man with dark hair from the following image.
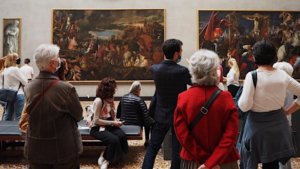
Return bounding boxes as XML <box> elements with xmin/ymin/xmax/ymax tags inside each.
<box><xmin>142</xmin><ymin>39</ymin><xmax>191</xmax><ymax>169</ymax></box>
<box><xmin>20</xmin><ymin>58</ymin><xmax>34</xmax><ymax>81</ymax></box>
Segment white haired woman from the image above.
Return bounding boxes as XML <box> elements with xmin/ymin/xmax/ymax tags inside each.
<box><xmin>226</xmin><ymin>58</ymin><xmax>240</xmax><ymax>97</ymax></box>
<box><xmin>174</xmin><ymin>49</ymin><xmax>239</xmax><ymax>169</ymax></box>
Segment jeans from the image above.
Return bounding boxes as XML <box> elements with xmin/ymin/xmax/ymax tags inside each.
<box><xmin>142</xmin><ymin>123</ymin><xmax>181</xmax><ymax>169</ymax></box>
<box><xmin>3</xmin><ymin>94</ymin><xmax>25</xmax><ymax>121</ymax></box>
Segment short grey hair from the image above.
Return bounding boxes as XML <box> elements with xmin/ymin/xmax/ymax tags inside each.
<box><xmin>129</xmin><ymin>81</ymin><xmax>141</xmax><ymax>93</ymax></box>
<box><xmin>33</xmin><ymin>44</ymin><xmax>60</xmax><ymax>71</ymax></box>
<box><xmin>273</xmin><ymin>61</ymin><xmax>294</xmax><ymax>76</ymax></box>
<box><xmin>188</xmin><ymin>49</ymin><xmax>220</xmax><ymax>86</ymax></box>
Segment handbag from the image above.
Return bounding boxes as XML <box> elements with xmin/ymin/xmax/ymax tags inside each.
<box><xmin>189</xmin><ymin>89</ymin><xmax>222</xmax><ymax>131</ymax></box>
<box><xmin>0</xmin><ymin>75</ymin><xmax>21</xmax><ymax>103</ymax></box>
<box><xmin>19</xmin><ymin>80</ymin><xmax>60</xmax><ymax>133</ymax></box>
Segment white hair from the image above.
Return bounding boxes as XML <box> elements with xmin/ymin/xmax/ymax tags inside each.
<box><xmin>33</xmin><ymin>44</ymin><xmax>60</xmax><ymax>71</ymax></box>
<box><xmin>188</xmin><ymin>49</ymin><xmax>220</xmax><ymax>86</ymax></box>
<box><xmin>129</xmin><ymin>81</ymin><xmax>141</xmax><ymax>93</ymax></box>
<box><xmin>273</xmin><ymin>61</ymin><xmax>294</xmax><ymax>76</ymax></box>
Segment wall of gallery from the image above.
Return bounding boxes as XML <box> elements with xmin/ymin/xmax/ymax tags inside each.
<box><xmin>0</xmin><ymin>0</ymin><xmax>300</xmax><ymax>98</ymax></box>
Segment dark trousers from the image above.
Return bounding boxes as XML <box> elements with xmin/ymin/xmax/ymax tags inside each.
<box><xmin>29</xmin><ymin>157</ymin><xmax>79</xmax><ymax>169</ymax></box>
<box><xmin>142</xmin><ymin>123</ymin><xmax>181</xmax><ymax>169</ymax></box>
<box><xmin>90</xmin><ymin>126</ymin><xmax>128</xmax><ymax>164</ymax></box>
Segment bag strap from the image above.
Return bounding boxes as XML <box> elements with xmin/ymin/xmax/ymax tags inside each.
<box><xmin>27</xmin><ymin>80</ymin><xmax>60</xmax><ymax>113</ymax></box>
<box><xmin>189</xmin><ymin>89</ymin><xmax>222</xmax><ymax>131</ymax></box>
<box><xmin>251</xmin><ymin>70</ymin><xmax>257</xmax><ymax>88</ymax></box>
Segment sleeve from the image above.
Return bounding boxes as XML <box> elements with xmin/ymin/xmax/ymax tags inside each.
<box><xmin>174</xmin><ymin>103</ymin><xmax>210</xmax><ymax>162</ymax></box>
<box><xmin>66</xmin><ymin>86</ymin><xmax>83</xmax><ymax>122</ymax></box>
<box><xmin>139</xmin><ymin>99</ymin><xmax>155</xmax><ymax>127</ymax></box>
<box><xmin>204</xmin><ymin>97</ymin><xmax>239</xmax><ymax>168</ymax></box>
<box><xmin>238</xmin><ymin>72</ymin><xmax>255</xmax><ymax>112</ymax></box>
<box><xmin>286</xmin><ymin>75</ymin><xmax>300</xmax><ymax>99</ymax></box>
<box><xmin>295</xmin><ymin>98</ymin><xmax>300</xmax><ymax>106</ymax></box>
<box><xmin>13</xmin><ymin>68</ymin><xmax>28</xmax><ymax>86</ymax></box>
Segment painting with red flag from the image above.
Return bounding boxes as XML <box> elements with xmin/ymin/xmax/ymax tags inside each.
<box><xmin>198</xmin><ymin>10</ymin><xmax>300</xmax><ymax>79</ymax></box>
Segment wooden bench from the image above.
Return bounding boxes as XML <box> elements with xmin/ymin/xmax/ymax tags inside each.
<box><xmin>0</xmin><ymin>120</ymin><xmax>143</xmax><ymax>150</ymax></box>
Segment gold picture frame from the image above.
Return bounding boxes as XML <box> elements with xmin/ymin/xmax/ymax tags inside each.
<box><xmin>3</xmin><ymin>18</ymin><xmax>21</xmax><ymax>57</ymax></box>
<box><xmin>52</xmin><ymin>9</ymin><xmax>165</xmax><ymax>82</ymax></box>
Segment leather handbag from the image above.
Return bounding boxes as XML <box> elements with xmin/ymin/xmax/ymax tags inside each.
<box><xmin>0</xmin><ymin>75</ymin><xmax>21</xmax><ymax>103</ymax></box>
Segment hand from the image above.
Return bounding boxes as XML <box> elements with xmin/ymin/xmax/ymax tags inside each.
<box><xmin>198</xmin><ymin>164</ymin><xmax>220</xmax><ymax>169</ymax></box>
<box><xmin>112</xmin><ymin>120</ymin><xmax>123</xmax><ymax>127</ymax></box>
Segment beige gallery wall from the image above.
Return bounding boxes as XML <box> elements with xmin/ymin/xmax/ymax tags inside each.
<box><xmin>0</xmin><ymin>0</ymin><xmax>299</xmax><ymax>97</ymax></box>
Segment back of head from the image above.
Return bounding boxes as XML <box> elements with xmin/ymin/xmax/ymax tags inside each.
<box><xmin>189</xmin><ymin>49</ymin><xmax>220</xmax><ymax>86</ymax></box>
<box><xmin>273</xmin><ymin>62</ymin><xmax>294</xmax><ymax>76</ymax></box>
<box><xmin>33</xmin><ymin>44</ymin><xmax>60</xmax><ymax>71</ymax></box>
<box><xmin>162</xmin><ymin>39</ymin><xmax>182</xmax><ymax>59</ymax></box>
<box><xmin>253</xmin><ymin>40</ymin><xmax>277</xmax><ymax>66</ymax></box>
<box><xmin>96</xmin><ymin>77</ymin><xmax>117</xmax><ymax>99</ymax></box>
<box><xmin>129</xmin><ymin>81</ymin><xmax>141</xmax><ymax>94</ymax></box>
<box><xmin>24</xmin><ymin>58</ymin><xmax>30</xmax><ymax>64</ymax></box>
<box><xmin>4</xmin><ymin>53</ymin><xmax>18</xmax><ymax>68</ymax></box>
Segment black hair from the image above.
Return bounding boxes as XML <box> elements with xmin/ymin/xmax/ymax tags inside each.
<box><xmin>24</xmin><ymin>58</ymin><xmax>30</xmax><ymax>64</ymax></box>
<box><xmin>252</xmin><ymin>40</ymin><xmax>277</xmax><ymax>66</ymax></box>
<box><xmin>162</xmin><ymin>39</ymin><xmax>183</xmax><ymax>59</ymax></box>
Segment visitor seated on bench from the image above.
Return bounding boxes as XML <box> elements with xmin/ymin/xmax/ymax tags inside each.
<box><xmin>117</xmin><ymin>81</ymin><xmax>155</xmax><ymax>145</ymax></box>
<box><xmin>89</xmin><ymin>77</ymin><xmax>128</xmax><ymax>169</ymax></box>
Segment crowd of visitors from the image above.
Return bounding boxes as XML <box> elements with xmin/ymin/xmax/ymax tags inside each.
<box><xmin>0</xmin><ymin>37</ymin><xmax>299</xmax><ymax>169</ymax></box>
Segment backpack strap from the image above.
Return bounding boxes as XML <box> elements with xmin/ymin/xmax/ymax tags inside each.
<box><xmin>189</xmin><ymin>89</ymin><xmax>222</xmax><ymax>131</ymax></box>
<box><xmin>251</xmin><ymin>70</ymin><xmax>257</xmax><ymax>88</ymax></box>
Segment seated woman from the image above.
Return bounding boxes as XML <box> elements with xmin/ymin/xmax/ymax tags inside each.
<box><xmin>174</xmin><ymin>49</ymin><xmax>239</xmax><ymax>169</ymax></box>
<box><xmin>117</xmin><ymin>81</ymin><xmax>155</xmax><ymax>145</ymax></box>
<box><xmin>89</xmin><ymin>77</ymin><xmax>128</xmax><ymax>169</ymax></box>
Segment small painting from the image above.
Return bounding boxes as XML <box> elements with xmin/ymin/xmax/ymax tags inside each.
<box><xmin>3</xmin><ymin>18</ymin><xmax>21</xmax><ymax>57</ymax></box>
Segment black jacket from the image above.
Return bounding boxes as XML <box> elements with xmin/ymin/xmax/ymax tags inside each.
<box><xmin>151</xmin><ymin>60</ymin><xmax>191</xmax><ymax>125</ymax></box>
<box><xmin>117</xmin><ymin>93</ymin><xmax>154</xmax><ymax>127</ymax></box>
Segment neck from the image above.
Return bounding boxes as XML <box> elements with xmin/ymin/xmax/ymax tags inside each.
<box><xmin>258</xmin><ymin>65</ymin><xmax>275</xmax><ymax>71</ymax></box>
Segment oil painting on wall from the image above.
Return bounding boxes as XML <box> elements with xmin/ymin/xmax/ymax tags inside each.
<box><xmin>52</xmin><ymin>9</ymin><xmax>165</xmax><ymax>81</ymax></box>
<box><xmin>198</xmin><ymin>11</ymin><xmax>300</xmax><ymax>79</ymax></box>
<box><xmin>3</xmin><ymin>18</ymin><xmax>21</xmax><ymax>57</ymax></box>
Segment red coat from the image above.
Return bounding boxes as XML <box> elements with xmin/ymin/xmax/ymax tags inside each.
<box><xmin>174</xmin><ymin>86</ymin><xmax>239</xmax><ymax>169</ymax></box>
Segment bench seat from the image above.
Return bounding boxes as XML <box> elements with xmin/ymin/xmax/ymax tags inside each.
<box><xmin>0</xmin><ymin>120</ymin><xmax>142</xmax><ymax>150</ymax></box>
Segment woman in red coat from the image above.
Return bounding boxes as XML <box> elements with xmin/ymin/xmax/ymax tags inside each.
<box><xmin>174</xmin><ymin>49</ymin><xmax>239</xmax><ymax>169</ymax></box>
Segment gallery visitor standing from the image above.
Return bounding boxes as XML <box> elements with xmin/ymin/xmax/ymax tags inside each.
<box><xmin>20</xmin><ymin>58</ymin><xmax>34</xmax><ymax>81</ymax></box>
<box><xmin>142</xmin><ymin>39</ymin><xmax>191</xmax><ymax>169</ymax></box>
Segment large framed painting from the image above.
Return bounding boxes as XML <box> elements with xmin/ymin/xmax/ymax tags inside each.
<box><xmin>52</xmin><ymin>9</ymin><xmax>165</xmax><ymax>81</ymax></box>
<box><xmin>198</xmin><ymin>11</ymin><xmax>300</xmax><ymax>79</ymax></box>
<box><xmin>3</xmin><ymin>18</ymin><xmax>21</xmax><ymax>57</ymax></box>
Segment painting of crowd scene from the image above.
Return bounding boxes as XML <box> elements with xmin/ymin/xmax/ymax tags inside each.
<box><xmin>52</xmin><ymin>9</ymin><xmax>165</xmax><ymax>81</ymax></box>
<box><xmin>199</xmin><ymin>11</ymin><xmax>300</xmax><ymax>79</ymax></box>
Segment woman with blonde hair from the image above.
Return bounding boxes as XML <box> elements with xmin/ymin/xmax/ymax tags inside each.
<box><xmin>226</xmin><ymin>58</ymin><xmax>240</xmax><ymax>97</ymax></box>
<box><xmin>2</xmin><ymin>53</ymin><xmax>27</xmax><ymax>120</ymax></box>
